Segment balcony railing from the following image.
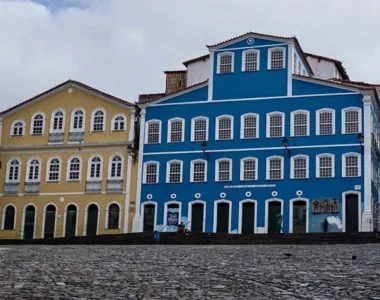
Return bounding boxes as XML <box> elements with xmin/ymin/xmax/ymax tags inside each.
<box><xmin>106</xmin><ymin>179</ymin><xmax>123</xmax><ymax>193</ymax></box>
<box><xmin>24</xmin><ymin>182</ymin><xmax>40</xmax><ymax>194</ymax></box>
<box><xmin>85</xmin><ymin>180</ymin><xmax>102</xmax><ymax>193</ymax></box>
<box><xmin>48</xmin><ymin>132</ymin><xmax>64</xmax><ymax>143</ymax></box>
<box><xmin>69</xmin><ymin>132</ymin><xmax>84</xmax><ymax>143</ymax></box>
<box><xmin>4</xmin><ymin>183</ymin><xmax>19</xmax><ymax>195</ymax></box>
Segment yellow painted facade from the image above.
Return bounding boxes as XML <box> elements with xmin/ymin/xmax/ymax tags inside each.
<box><xmin>0</xmin><ymin>81</ymin><xmax>138</xmax><ymax>239</ymax></box>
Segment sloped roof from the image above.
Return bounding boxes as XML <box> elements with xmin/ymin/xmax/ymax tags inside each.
<box><xmin>305</xmin><ymin>52</ymin><xmax>349</xmax><ymax>80</ymax></box>
<box><xmin>183</xmin><ymin>54</ymin><xmax>210</xmax><ymax>67</ymax></box>
<box><xmin>138</xmin><ymin>93</ymin><xmax>166</xmax><ymax>104</ymax></box>
<box><xmin>1</xmin><ymin>80</ymin><xmax>134</xmax><ymax>116</ymax></box>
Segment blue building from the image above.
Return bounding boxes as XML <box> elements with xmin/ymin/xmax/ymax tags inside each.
<box><xmin>132</xmin><ymin>32</ymin><xmax>380</xmax><ymax>234</ymax></box>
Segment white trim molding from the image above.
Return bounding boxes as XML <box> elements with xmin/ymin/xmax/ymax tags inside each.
<box><xmin>167</xmin><ymin>117</ymin><xmax>185</xmax><ymax>143</ymax></box>
<box><xmin>10</xmin><ymin>119</ymin><xmax>26</xmax><ymax>137</ymax></box>
<box><xmin>144</xmin><ymin>119</ymin><xmax>162</xmax><ymax>144</ymax></box>
<box><xmin>268</xmin><ymin>47</ymin><xmax>286</xmax><ymax>70</ymax></box>
<box><xmin>46</xmin><ymin>156</ymin><xmax>62</xmax><ymax>183</ymax></box>
<box><xmin>166</xmin><ymin>160</ymin><xmax>183</xmax><ymax>183</ymax></box>
<box><xmin>1</xmin><ymin>204</ymin><xmax>17</xmax><ymax>230</ymax></box>
<box><xmin>215</xmin><ymin>158</ymin><xmax>233</xmax><ymax>182</ymax></box>
<box><xmin>266</xmin><ymin>156</ymin><xmax>284</xmax><ymax>180</ymax></box>
<box><xmin>242</xmin><ymin>49</ymin><xmax>260</xmax><ymax>72</ymax></box>
<box><xmin>107</xmin><ymin>154</ymin><xmax>125</xmax><ymax>180</ymax></box>
<box><xmin>290</xmin><ymin>154</ymin><xmax>309</xmax><ymax>179</ymax></box>
<box><xmin>289</xmin><ymin>198</ymin><xmax>309</xmax><ymax>233</ymax></box>
<box><xmin>25</xmin><ymin>157</ymin><xmax>42</xmax><ymax>183</ymax></box>
<box><xmin>86</xmin><ymin>154</ymin><xmax>103</xmax><ymax>181</ymax></box>
<box><xmin>240</xmin><ymin>113</ymin><xmax>259</xmax><ymax>139</ymax></box>
<box><xmin>191</xmin><ymin>116</ymin><xmax>209</xmax><ymax>142</ymax></box>
<box><xmin>111</xmin><ymin>113</ymin><xmax>127</xmax><ymax>132</ymax></box>
<box><xmin>70</xmin><ymin>107</ymin><xmax>86</xmax><ymax>132</ymax></box>
<box><xmin>90</xmin><ymin>107</ymin><xmax>106</xmax><ymax>132</ymax></box>
<box><xmin>143</xmin><ymin>161</ymin><xmax>160</xmax><ymax>184</ymax></box>
<box><xmin>238</xmin><ymin>199</ymin><xmax>258</xmax><ymax>234</ymax></box>
<box><xmin>264</xmin><ymin>198</ymin><xmax>284</xmax><ymax>233</ymax></box>
<box><xmin>316</xmin><ymin>153</ymin><xmax>335</xmax><ymax>178</ymax></box>
<box><xmin>188</xmin><ymin>200</ymin><xmax>206</xmax><ymax>232</ymax></box>
<box><xmin>217</xmin><ymin>51</ymin><xmax>234</xmax><ymax>74</ymax></box>
<box><xmin>342</xmin><ymin>191</ymin><xmax>362</xmax><ymax>232</ymax></box>
<box><xmin>341</xmin><ymin>107</ymin><xmax>362</xmax><ymax>134</ymax></box>
<box><xmin>316</xmin><ymin>108</ymin><xmax>335</xmax><ymax>135</ymax></box>
<box><xmin>240</xmin><ymin>157</ymin><xmax>258</xmax><ymax>181</ymax></box>
<box><xmin>49</xmin><ymin>108</ymin><xmax>66</xmax><ymax>134</ymax></box>
<box><xmin>30</xmin><ymin>111</ymin><xmax>46</xmax><ymax>136</ymax></box>
<box><xmin>342</xmin><ymin>152</ymin><xmax>361</xmax><ymax>177</ymax></box>
<box><xmin>213</xmin><ymin>199</ymin><xmax>232</xmax><ymax>233</ymax></box>
<box><xmin>266</xmin><ymin>111</ymin><xmax>285</xmax><ymax>138</ymax></box>
<box><xmin>215</xmin><ymin>115</ymin><xmax>234</xmax><ymax>140</ymax></box>
<box><xmin>190</xmin><ymin>159</ymin><xmax>207</xmax><ymax>182</ymax></box>
<box><xmin>6</xmin><ymin>157</ymin><xmax>22</xmax><ymax>183</ymax></box>
<box><xmin>290</xmin><ymin>109</ymin><xmax>310</xmax><ymax>137</ymax></box>
<box><xmin>66</xmin><ymin>155</ymin><xmax>83</xmax><ymax>182</ymax></box>
<box><xmin>163</xmin><ymin>201</ymin><xmax>182</xmax><ymax>232</ymax></box>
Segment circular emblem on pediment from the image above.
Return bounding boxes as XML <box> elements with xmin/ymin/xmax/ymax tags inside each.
<box><xmin>147</xmin><ymin>194</ymin><xmax>153</xmax><ymax>200</ymax></box>
<box><xmin>170</xmin><ymin>193</ymin><xmax>176</xmax><ymax>199</ymax></box>
<box><xmin>68</xmin><ymin>88</ymin><xmax>73</xmax><ymax>94</ymax></box>
<box><xmin>245</xmin><ymin>191</ymin><xmax>252</xmax><ymax>198</ymax></box>
<box><xmin>220</xmin><ymin>192</ymin><xmax>226</xmax><ymax>199</ymax></box>
<box><xmin>296</xmin><ymin>190</ymin><xmax>303</xmax><ymax>197</ymax></box>
<box><xmin>60</xmin><ymin>197</ymin><xmax>64</xmax><ymax>202</ymax></box>
<box><xmin>247</xmin><ymin>38</ymin><xmax>254</xmax><ymax>45</ymax></box>
<box><xmin>271</xmin><ymin>191</ymin><xmax>278</xmax><ymax>197</ymax></box>
<box><xmin>195</xmin><ymin>193</ymin><xmax>201</xmax><ymax>199</ymax></box>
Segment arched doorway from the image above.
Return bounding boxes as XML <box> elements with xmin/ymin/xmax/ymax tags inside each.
<box><xmin>43</xmin><ymin>205</ymin><xmax>56</xmax><ymax>239</ymax></box>
<box><xmin>3</xmin><ymin>205</ymin><xmax>16</xmax><ymax>230</ymax></box>
<box><xmin>216</xmin><ymin>202</ymin><xmax>230</xmax><ymax>233</ymax></box>
<box><xmin>345</xmin><ymin>193</ymin><xmax>359</xmax><ymax>232</ymax></box>
<box><xmin>143</xmin><ymin>203</ymin><xmax>156</xmax><ymax>232</ymax></box>
<box><xmin>190</xmin><ymin>203</ymin><xmax>204</xmax><ymax>232</ymax></box>
<box><xmin>267</xmin><ymin>201</ymin><xmax>282</xmax><ymax>234</ymax></box>
<box><xmin>23</xmin><ymin>205</ymin><xmax>36</xmax><ymax>239</ymax></box>
<box><xmin>292</xmin><ymin>200</ymin><xmax>307</xmax><ymax>233</ymax></box>
<box><xmin>165</xmin><ymin>203</ymin><xmax>180</xmax><ymax>232</ymax></box>
<box><xmin>241</xmin><ymin>201</ymin><xmax>256</xmax><ymax>234</ymax></box>
<box><xmin>65</xmin><ymin>204</ymin><xmax>77</xmax><ymax>237</ymax></box>
<box><xmin>86</xmin><ymin>204</ymin><xmax>99</xmax><ymax>236</ymax></box>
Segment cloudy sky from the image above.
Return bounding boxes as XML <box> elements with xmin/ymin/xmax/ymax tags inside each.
<box><xmin>0</xmin><ymin>0</ymin><xmax>378</xmax><ymax>110</ymax></box>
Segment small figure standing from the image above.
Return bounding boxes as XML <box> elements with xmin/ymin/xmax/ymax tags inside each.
<box><xmin>275</xmin><ymin>213</ymin><xmax>283</xmax><ymax>234</ymax></box>
<box><xmin>321</xmin><ymin>218</ymin><xmax>329</xmax><ymax>233</ymax></box>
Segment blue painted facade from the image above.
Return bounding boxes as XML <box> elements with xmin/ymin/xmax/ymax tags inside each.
<box><xmin>137</xmin><ymin>33</ymin><xmax>376</xmax><ymax>234</ymax></box>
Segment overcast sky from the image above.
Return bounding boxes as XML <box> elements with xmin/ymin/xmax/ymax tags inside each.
<box><xmin>0</xmin><ymin>0</ymin><xmax>378</xmax><ymax>111</ymax></box>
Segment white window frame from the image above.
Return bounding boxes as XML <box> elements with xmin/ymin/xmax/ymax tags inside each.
<box><xmin>91</xmin><ymin>108</ymin><xmax>106</xmax><ymax>132</ymax></box>
<box><xmin>167</xmin><ymin>117</ymin><xmax>185</xmax><ymax>143</ymax></box>
<box><xmin>266</xmin><ymin>112</ymin><xmax>285</xmax><ymax>138</ymax></box>
<box><xmin>111</xmin><ymin>114</ymin><xmax>127</xmax><ymax>132</ymax></box>
<box><xmin>240</xmin><ymin>113</ymin><xmax>259</xmax><ymax>139</ymax></box>
<box><xmin>217</xmin><ymin>51</ymin><xmax>234</xmax><ymax>74</ymax></box>
<box><xmin>145</xmin><ymin>119</ymin><xmax>162</xmax><ymax>144</ymax></box>
<box><xmin>191</xmin><ymin>116</ymin><xmax>209</xmax><ymax>142</ymax></box>
<box><xmin>70</xmin><ymin>108</ymin><xmax>86</xmax><ymax>132</ymax></box>
<box><xmin>66</xmin><ymin>156</ymin><xmax>82</xmax><ymax>182</ymax></box>
<box><xmin>190</xmin><ymin>159</ymin><xmax>208</xmax><ymax>182</ymax></box>
<box><xmin>266</xmin><ymin>156</ymin><xmax>284</xmax><ymax>180</ymax></box>
<box><xmin>49</xmin><ymin>108</ymin><xmax>66</xmax><ymax>133</ymax></box>
<box><xmin>30</xmin><ymin>111</ymin><xmax>46</xmax><ymax>135</ymax></box>
<box><xmin>143</xmin><ymin>161</ymin><xmax>160</xmax><ymax>184</ymax></box>
<box><xmin>342</xmin><ymin>152</ymin><xmax>361</xmax><ymax>177</ymax></box>
<box><xmin>290</xmin><ymin>155</ymin><xmax>309</xmax><ymax>179</ymax></box>
<box><xmin>342</xmin><ymin>107</ymin><xmax>362</xmax><ymax>134</ymax></box>
<box><xmin>215</xmin><ymin>115</ymin><xmax>234</xmax><ymax>140</ymax></box>
<box><xmin>105</xmin><ymin>201</ymin><xmax>122</xmax><ymax>230</ymax></box>
<box><xmin>166</xmin><ymin>160</ymin><xmax>183</xmax><ymax>183</ymax></box>
<box><xmin>215</xmin><ymin>158</ymin><xmax>232</xmax><ymax>182</ymax></box>
<box><xmin>316</xmin><ymin>153</ymin><xmax>335</xmax><ymax>178</ymax></box>
<box><xmin>316</xmin><ymin>108</ymin><xmax>335</xmax><ymax>135</ymax></box>
<box><xmin>10</xmin><ymin>119</ymin><xmax>25</xmax><ymax>137</ymax></box>
<box><xmin>240</xmin><ymin>157</ymin><xmax>258</xmax><ymax>181</ymax></box>
<box><xmin>25</xmin><ymin>157</ymin><xmax>41</xmax><ymax>183</ymax></box>
<box><xmin>6</xmin><ymin>158</ymin><xmax>21</xmax><ymax>183</ymax></box>
<box><xmin>291</xmin><ymin>110</ymin><xmax>310</xmax><ymax>137</ymax></box>
<box><xmin>242</xmin><ymin>49</ymin><xmax>260</xmax><ymax>72</ymax></box>
<box><xmin>87</xmin><ymin>155</ymin><xmax>103</xmax><ymax>181</ymax></box>
<box><xmin>108</xmin><ymin>154</ymin><xmax>124</xmax><ymax>180</ymax></box>
<box><xmin>268</xmin><ymin>47</ymin><xmax>286</xmax><ymax>70</ymax></box>
<box><xmin>46</xmin><ymin>157</ymin><xmax>62</xmax><ymax>182</ymax></box>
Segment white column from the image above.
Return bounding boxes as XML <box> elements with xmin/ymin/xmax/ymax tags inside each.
<box><xmin>362</xmin><ymin>95</ymin><xmax>372</xmax><ymax>231</ymax></box>
<box><xmin>123</xmin><ymin>110</ymin><xmax>135</xmax><ymax>233</ymax></box>
<box><xmin>207</xmin><ymin>51</ymin><xmax>214</xmax><ymax>102</ymax></box>
<box><xmin>132</xmin><ymin>108</ymin><xmax>146</xmax><ymax>232</ymax></box>
<box><xmin>287</xmin><ymin>43</ymin><xmax>293</xmax><ymax>97</ymax></box>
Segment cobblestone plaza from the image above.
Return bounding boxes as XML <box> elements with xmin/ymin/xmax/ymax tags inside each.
<box><xmin>0</xmin><ymin>244</ymin><xmax>380</xmax><ymax>299</ymax></box>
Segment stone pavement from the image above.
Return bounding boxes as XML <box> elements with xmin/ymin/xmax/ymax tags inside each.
<box><xmin>0</xmin><ymin>244</ymin><xmax>380</xmax><ymax>299</ymax></box>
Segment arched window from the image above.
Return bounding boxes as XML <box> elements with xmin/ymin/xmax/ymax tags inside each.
<box><xmin>71</xmin><ymin>109</ymin><xmax>85</xmax><ymax>132</ymax></box>
<box><xmin>11</xmin><ymin>120</ymin><xmax>25</xmax><ymax>136</ymax></box>
<box><xmin>266</xmin><ymin>156</ymin><xmax>284</xmax><ymax>180</ymax></box>
<box><xmin>31</xmin><ymin>113</ymin><xmax>44</xmax><ymax>135</ymax></box>
<box><xmin>6</xmin><ymin>158</ymin><xmax>21</xmax><ymax>182</ymax></box>
<box><xmin>26</xmin><ymin>158</ymin><xmax>40</xmax><ymax>182</ymax></box>
<box><xmin>342</xmin><ymin>153</ymin><xmax>361</xmax><ymax>177</ymax></box>
<box><xmin>215</xmin><ymin>158</ymin><xmax>232</xmax><ymax>182</ymax></box>
<box><xmin>241</xmin><ymin>113</ymin><xmax>259</xmax><ymax>139</ymax></box>
<box><xmin>168</xmin><ymin>118</ymin><xmax>184</xmax><ymax>143</ymax></box>
<box><xmin>291</xmin><ymin>110</ymin><xmax>309</xmax><ymax>137</ymax></box>
<box><xmin>166</xmin><ymin>160</ymin><xmax>183</xmax><ymax>183</ymax></box>
<box><xmin>191</xmin><ymin>117</ymin><xmax>208</xmax><ymax>141</ymax></box>
<box><xmin>91</xmin><ymin>109</ymin><xmax>105</xmax><ymax>132</ymax></box>
<box><xmin>3</xmin><ymin>205</ymin><xmax>16</xmax><ymax>230</ymax></box>
<box><xmin>267</xmin><ymin>112</ymin><xmax>284</xmax><ymax>138</ymax></box>
<box><xmin>47</xmin><ymin>158</ymin><xmax>61</xmax><ymax>182</ymax></box>
<box><xmin>67</xmin><ymin>157</ymin><xmax>82</xmax><ymax>181</ymax></box>
<box><xmin>217</xmin><ymin>52</ymin><xmax>234</xmax><ymax>74</ymax></box>
<box><xmin>107</xmin><ymin>203</ymin><xmax>120</xmax><ymax>229</ymax></box>
<box><xmin>216</xmin><ymin>115</ymin><xmax>233</xmax><ymax>140</ymax></box>
<box><xmin>109</xmin><ymin>155</ymin><xmax>123</xmax><ymax>179</ymax></box>
<box><xmin>112</xmin><ymin>115</ymin><xmax>126</xmax><ymax>131</ymax></box>
<box><xmin>143</xmin><ymin>161</ymin><xmax>159</xmax><ymax>184</ymax></box>
<box><xmin>145</xmin><ymin>120</ymin><xmax>161</xmax><ymax>144</ymax></box>
<box><xmin>88</xmin><ymin>156</ymin><xmax>102</xmax><ymax>180</ymax></box>
<box><xmin>240</xmin><ymin>157</ymin><xmax>258</xmax><ymax>181</ymax></box>
<box><xmin>51</xmin><ymin>109</ymin><xmax>65</xmax><ymax>132</ymax></box>
<box><xmin>242</xmin><ymin>50</ymin><xmax>259</xmax><ymax>72</ymax></box>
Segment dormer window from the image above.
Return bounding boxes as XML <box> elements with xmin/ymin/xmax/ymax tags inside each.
<box><xmin>268</xmin><ymin>47</ymin><xmax>286</xmax><ymax>70</ymax></box>
<box><xmin>242</xmin><ymin>50</ymin><xmax>259</xmax><ymax>72</ymax></box>
<box><xmin>217</xmin><ymin>52</ymin><xmax>234</xmax><ymax>74</ymax></box>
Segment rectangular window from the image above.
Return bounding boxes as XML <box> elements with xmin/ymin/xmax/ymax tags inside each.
<box><xmin>169</xmin><ymin>120</ymin><xmax>183</xmax><ymax>143</ymax></box>
<box><xmin>145</xmin><ymin>164</ymin><xmax>158</xmax><ymax>184</ymax></box>
<box><xmin>49</xmin><ymin>165</ymin><xmax>60</xmax><ymax>181</ymax></box>
<box><xmin>293</xmin><ymin>157</ymin><xmax>307</xmax><ymax>179</ymax></box>
<box><xmin>193</xmin><ymin>119</ymin><xmax>207</xmax><ymax>141</ymax></box>
<box><xmin>345</xmin><ymin>155</ymin><xmax>359</xmax><ymax>177</ymax></box>
<box><xmin>244</xmin><ymin>51</ymin><xmax>258</xmax><ymax>72</ymax></box>
<box><xmin>69</xmin><ymin>164</ymin><xmax>80</xmax><ymax>180</ymax></box>
<box><xmin>219</xmin><ymin>54</ymin><xmax>233</xmax><ymax>74</ymax></box>
<box><xmin>270</xmin><ymin>49</ymin><xmax>285</xmax><ymax>70</ymax></box>
<box><xmin>147</xmin><ymin>122</ymin><xmax>160</xmax><ymax>144</ymax></box>
<box><xmin>293</xmin><ymin>113</ymin><xmax>308</xmax><ymax>136</ymax></box>
<box><xmin>217</xmin><ymin>160</ymin><xmax>231</xmax><ymax>181</ymax></box>
<box><xmin>269</xmin><ymin>114</ymin><xmax>283</xmax><ymax>137</ymax></box>
<box><xmin>243</xmin><ymin>160</ymin><xmax>256</xmax><ymax>181</ymax></box>
<box><xmin>168</xmin><ymin>162</ymin><xmax>181</xmax><ymax>183</ymax></box>
<box><xmin>268</xmin><ymin>158</ymin><xmax>282</xmax><ymax>180</ymax></box>
<box><xmin>33</xmin><ymin>119</ymin><xmax>43</xmax><ymax>135</ymax></box>
<box><xmin>192</xmin><ymin>161</ymin><xmax>206</xmax><ymax>182</ymax></box>
<box><xmin>319</xmin><ymin>112</ymin><xmax>333</xmax><ymax>135</ymax></box>
<box><xmin>345</xmin><ymin>110</ymin><xmax>359</xmax><ymax>134</ymax></box>
<box><xmin>218</xmin><ymin>117</ymin><xmax>232</xmax><ymax>140</ymax></box>
<box><xmin>319</xmin><ymin>156</ymin><xmax>333</xmax><ymax>178</ymax></box>
<box><xmin>243</xmin><ymin>115</ymin><xmax>257</xmax><ymax>139</ymax></box>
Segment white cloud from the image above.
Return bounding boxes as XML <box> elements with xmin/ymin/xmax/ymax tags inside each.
<box><xmin>0</xmin><ymin>0</ymin><xmax>378</xmax><ymax>110</ymax></box>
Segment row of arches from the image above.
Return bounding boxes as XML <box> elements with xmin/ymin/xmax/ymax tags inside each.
<box><xmin>142</xmin><ymin>193</ymin><xmax>360</xmax><ymax>233</ymax></box>
<box><xmin>2</xmin><ymin>202</ymin><xmax>122</xmax><ymax>239</ymax></box>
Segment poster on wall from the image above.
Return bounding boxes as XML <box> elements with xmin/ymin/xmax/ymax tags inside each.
<box><xmin>166</xmin><ymin>207</ymin><xmax>179</xmax><ymax>232</ymax></box>
<box><xmin>312</xmin><ymin>199</ymin><xmax>339</xmax><ymax>213</ymax></box>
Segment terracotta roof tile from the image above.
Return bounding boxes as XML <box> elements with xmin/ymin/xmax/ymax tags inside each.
<box><xmin>138</xmin><ymin>93</ymin><xmax>166</xmax><ymax>104</ymax></box>
<box><xmin>305</xmin><ymin>52</ymin><xmax>349</xmax><ymax>80</ymax></box>
<box><xmin>294</xmin><ymin>74</ymin><xmax>372</xmax><ymax>90</ymax></box>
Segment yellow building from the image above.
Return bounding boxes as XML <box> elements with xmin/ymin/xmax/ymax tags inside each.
<box><xmin>0</xmin><ymin>80</ymin><xmax>138</xmax><ymax>239</ymax></box>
